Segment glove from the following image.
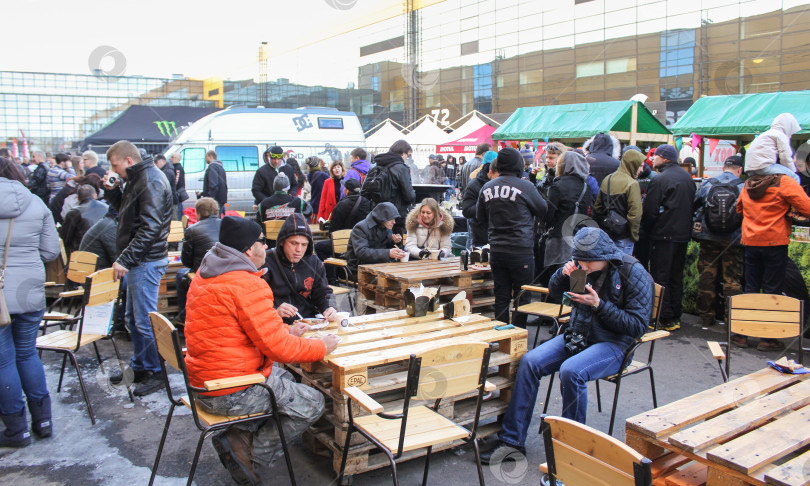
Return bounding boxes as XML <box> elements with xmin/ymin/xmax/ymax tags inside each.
<box><xmin>419</xmin><ymin>249</ymin><xmax>431</xmax><ymax>259</ymax></box>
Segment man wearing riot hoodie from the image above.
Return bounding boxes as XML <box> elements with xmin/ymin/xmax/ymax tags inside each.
<box><xmin>482</xmin><ymin>227</ymin><xmax>653</xmax><ymax>463</ymax></box>
<box><xmin>264</xmin><ymin>213</ymin><xmax>337</xmax><ymax>324</ymax></box>
<box><xmin>370</xmin><ymin>140</ymin><xmax>416</xmax><ymax>235</ymax></box>
<box><xmin>477</xmin><ymin>148</ymin><xmax>547</xmax><ymax>327</ymax></box>
<box><xmin>344</xmin><ymin>202</ymin><xmax>405</xmax><ymax>274</ymax></box>
<box><xmin>585</xmin><ymin>132</ymin><xmax>621</xmax><ymax>187</ymax></box>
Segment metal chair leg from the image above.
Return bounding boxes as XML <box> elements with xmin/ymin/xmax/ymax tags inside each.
<box><xmin>383</xmin><ymin>448</ymin><xmax>400</xmax><ymax>486</ymax></box>
<box><xmin>186</xmin><ymin>429</ymin><xmax>207</xmax><ymax>486</ymax></box>
<box><xmin>68</xmin><ymin>351</ymin><xmax>95</xmax><ymax>425</ymax></box>
<box><xmin>109</xmin><ymin>337</ymin><xmax>134</xmax><ymax>402</ymax></box>
<box><xmin>542</xmin><ymin>373</ymin><xmax>555</xmax><ymax>415</ymax></box>
<box><xmin>149</xmin><ymin>403</ymin><xmax>176</xmax><ymax>486</ymax></box>
<box><xmin>93</xmin><ymin>342</ymin><xmax>105</xmax><ymax>374</ymax></box>
<box><xmin>595</xmin><ymin>379</ymin><xmax>603</xmax><ymax>413</ymax></box>
<box><xmin>471</xmin><ymin>438</ymin><xmax>485</xmax><ymax>486</ymax></box>
<box><xmin>337</xmin><ymin>424</ymin><xmax>353</xmax><ymax>485</ymax></box>
<box><xmin>648</xmin><ymin>368</ymin><xmax>658</xmax><ymax>408</ymax></box>
<box><xmin>274</xmin><ymin>416</ymin><xmax>297</xmax><ymax>486</ymax></box>
<box><xmin>57</xmin><ymin>353</ymin><xmax>68</xmax><ymax>392</ymax></box>
<box><xmin>608</xmin><ymin>377</ymin><xmax>624</xmax><ymax>436</ymax></box>
<box><xmin>421</xmin><ymin>445</ymin><xmax>433</xmax><ymax>486</ymax></box>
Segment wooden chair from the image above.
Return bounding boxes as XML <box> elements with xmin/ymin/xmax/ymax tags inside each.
<box><xmin>147</xmin><ymin>312</ymin><xmax>296</xmax><ymax>486</ymax></box>
<box><xmin>542</xmin><ymin>284</ymin><xmax>668</xmax><ymax>436</ymax></box>
<box><xmin>36</xmin><ymin>268</ymin><xmax>133</xmax><ymax>424</ymax></box>
<box><xmin>167</xmin><ymin>220</ymin><xmax>184</xmax><ymax>243</ymax></box>
<box><xmin>42</xmin><ymin>251</ymin><xmax>99</xmax><ymax>333</ymax></box>
<box><xmin>325</xmin><ymin>229</ymin><xmax>355</xmax><ymax>314</ymax></box>
<box><xmin>512</xmin><ymin>285</ymin><xmax>572</xmax><ymax>348</ymax></box>
<box><xmin>708</xmin><ymin>293</ymin><xmax>804</xmax><ymax>383</ymax></box>
<box><xmin>338</xmin><ymin>342</ymin><xmax>495</xmax><ymax>486</ymax></box>
<box><xmin>539</xmin><ymin>415</ymin><xmax>652</xmax><ymax>486</ymax></box>
<box><xmin>44</xmin><ymin>238</ymin><xmax>68</xmax><ymax>289</ymax></box>
<box><xmin>264</xmin><ymin>219</ymin><xmax>286</xmax><ymax>246</ymax></box>
<box><xmin>181</xmin><ymin>214</ymin><xmax>189</xmax><ymax>228</ymax></box>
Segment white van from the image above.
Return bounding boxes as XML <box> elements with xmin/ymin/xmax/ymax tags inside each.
<box><xmin>164</xmin><ymin>107</ymin><xmax>366</xmax><ymax>213</ymax></box>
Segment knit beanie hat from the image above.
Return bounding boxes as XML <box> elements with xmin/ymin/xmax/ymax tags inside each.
<box><xmin>655</xmin><ymin>144</ymin><xmax>678</xmax><ymax>163</ymax></box>
<box><xmin>344</xmin><ymin>178</ymin><xmax>361</xmax><ymax>193</ymax></box>
<box><xmin>220</xmin><ymin>216</ymin><xmax>262</xmax><ymax>253</ymax></box>
<box><xmin>274</xmin><ymin>173</ymin><xmax>291</xmax><ymax>192</ymax></box>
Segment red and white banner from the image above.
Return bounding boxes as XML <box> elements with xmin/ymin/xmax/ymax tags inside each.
<box><xmin>12</xmin><ymin>137</ymin><xmax>19</xmax><ymax>158</ymax></box>
<box><xmin>20</xmin><ymin>130</ymin><xmax>29</xmax><ymax>160</ymax></box>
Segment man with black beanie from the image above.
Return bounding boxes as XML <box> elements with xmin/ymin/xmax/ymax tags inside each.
<box><xmin>477</xmin><ymin>148</ymin><xmax>548</xmax><ymax>327</ymax></box>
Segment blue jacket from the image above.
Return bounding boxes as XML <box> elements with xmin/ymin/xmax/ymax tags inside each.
<box><xmin>345</xmin><ymin>159</ymin><xmax>371</xmax><ymax>185</ymax></box>
<box><xmin>692</xmin><ymin>171</ymin><xmax>743</xmax><ymax>245</ymax></box>
<box><xmin>549</xmin><ymin>228</ymin><xmax>653</xmax><ymax>349</ymax></box>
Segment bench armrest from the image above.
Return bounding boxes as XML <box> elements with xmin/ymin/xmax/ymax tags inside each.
<box><xmin>484</xmin><ymin>380</ymin><xmax>496</xmax><ymax>393</ymax></box>
<box><xmin>707</xmin><ymin>341</ymin><xmax>726</xmax><ymax>361</ymax></box>
<box><xmin>520</xmin><ymin>285</ymin><xmax>549</xmax><ymax>294</ymax></box>
<box><xmin>324</xmin><ymin>258</ymin><xmax>347</xmax><ymax>267</ymax></box>
<box><xmin>637</xmin><ymin>330</ymin><xmax>670</xmax><ymax>343</ymax></box>
<box><xmin>344</xmin><ymin>386</ymin><xmax>384</xmax><ymax>414</ymax></box>
<box><xmin>203</xmin><ymin>373</ymin><xmax>266</xmax><ymax>391</ymax></box>
<box><xmin>539</xmin><ymin>463</ymin><xmax>549</xmax><ymax>474</ymax></box>
<box><xmin>59</xmin><ymin>289</ymin><xmax>85</xmax><ymax>298</ymax></box>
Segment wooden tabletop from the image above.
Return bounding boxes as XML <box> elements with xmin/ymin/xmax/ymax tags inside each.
<box><xmin>625</xmin><ymin>367</ymin><xmax>810</xmax><ymax>485</ymax></box>
<box><xmin>359</xmin><ymin>258</ymin><xmax>490</xmax><ymax>285</ymax></box>
<box><xmin>301</xmin><ymin>309</ymin><xmax>526</xmax><ymax>393</ymax></box>
<box><xmin>310</xmin><ymin>224</ymin><xmax>328</xmax><ymax>238</ymax></box>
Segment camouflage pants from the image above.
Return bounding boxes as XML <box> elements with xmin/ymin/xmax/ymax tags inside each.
<box><xmin>196</xmin><ymin>366</ymin><xmax>325</xmax><ymax>466</ymax></box>
<box><xmin>697</xmin><ymin>240</ymin><xmax>743</xmax><ymax>326</ymax></box>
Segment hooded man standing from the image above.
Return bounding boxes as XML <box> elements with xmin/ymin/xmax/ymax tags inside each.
<box><xmin>585</xmin><ymin>133</ymin><xmax>621</xmax><ymax>187</ymax></box>
<box><xmin>477</xmin><ymin>148</ymin><xmax>547</xmax><ymax>327</ymax></box>
<box><xmin>594</xmin><ymin>148</ymin><xmax>645</xmax><ymax>255</ymax></box>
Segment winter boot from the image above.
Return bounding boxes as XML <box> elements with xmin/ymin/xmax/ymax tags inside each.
<box><xmin>1</xmin><ymin>409</ymin><xmax>32</xmax><ymax>448</ymax></box>
<box><xmin>28</xmin><ymin>395</ymin><xmax>52</xmax><ymax>438</ymax></box>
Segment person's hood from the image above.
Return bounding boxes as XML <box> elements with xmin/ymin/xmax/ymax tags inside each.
<box><xmin>351</xmin><ymin>159</ymin><xmax>371</xmax><ymax>173</ymax></box>
<box><xmin>198</xmin><ymin>242</ymin><xmax>261</xmax><ymax>279</ymax></box>
<box><xmin>276</xmin><ymin>213</ymin><xmax>313</xmax><ymax>257</ymax></box>
<box><xmin>619</xmin><ymin>149</ymin><xmax>645</xmax><ymax>178</ymax></box>
<box><xmin>405</xmin><ymin>206</ymin><xmax>454</xmax><ymax>234</ymax></box>
<box><xmin>495</xmin><ymin>148</ymin><xmax>524</xmax><ymax>176</ymax></box>
<box><xmin>368</xmin><ymin>202</ymin><xmax>400</xmax><ymax>225</ymax></box>
<box><xmin>771</xmin><ymin>113</ymin><xmax>801</xmax><ymax>138</ymax></box>
<box><xmin>561</xmin><ymin>151</ymin><xmax>590</xmax><ymax>180</ymax></box>
<box><xmin>744</xmin><ymin>174</ymin><xmax>782</xmax><ymax>200</ymax></box>
<box><xmin>373</xmin><ymin>152</ymin><xmax>404</xmax><ymax>168</ymax></box>
<box><xmin>0</xmin><ymin>177</ymin><xmax>34</xmax><ymax>219</ymax></box>
<box><xmin>475</xmin><ymin>163</ymin><xmax>491</xmax><ymax>183</ymax></box>
<box><xmin>571</xmin><ymin>227</ymin><xmax>624</xmax><ymax>262</ymax></box>
<box><xmin>585</xmin><ymin>132</ymin><xmax>621</xmax><ymax>159</ymax></box>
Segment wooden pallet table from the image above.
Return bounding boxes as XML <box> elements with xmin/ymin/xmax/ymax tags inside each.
<box><xmin>284</xmin><ymin>309</ymin><xmax>527</xmax><ymax>477</ymax></box>
<box><xmin>157</xmin><ymin>258</ymin><xmax>184</xmax><ymax>316</ymax></box>
<box><xmin>357</xmin><ymin>259</ymin><xmax>494</xmax><ymax>312</ymax></box>
<box><xmin>625</xmin><ymin>367</ymin><xmax>810</xmax><ymax>486</ymax></box>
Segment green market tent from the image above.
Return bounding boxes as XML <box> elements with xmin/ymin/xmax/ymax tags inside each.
<box><xmin>671</xmin><ymin>91</ymin><xmax>810</xmax><ymax>141</ymax></box>
<box><xmin>491</xmin><ymin>100</ymin><xmax>672</xmax><ymax>143</ymax></box>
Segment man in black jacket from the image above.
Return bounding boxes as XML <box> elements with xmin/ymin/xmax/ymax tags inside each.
<box><xmin>477</xmin><ymin>148</ymin><xmax>548</xmax><ymax>327</ymax></box>
<box><xmin>371</xmin><ymin>140</ymin><xmax>416</xmax><ymax>235</ymax></box>
<box><xmin>155</xmin><ymin>155</ymin><xmax>179</xmax><ymax>220</ymax></box>
<box><xmin>200</xmin><ymin>150</ymin><xmax>227</xmax><ymax>215</ymax></box>
<box><xmin>264</xmin><ymin>213</ymin><xmax>337</xmax><ymax>323</ymax></box>
<box><xmin>345</xmin><ymin>202</ymin><xmax>406</xmax><ymax>274</ymax></box>
<box><xmin>585</xmin><ymin>132</ymin><xmax>621</xmax><ymax>187</ymax></box>
<box><xmin>641</xmin><ymin>143</ymin><xmax>695</xmax><ymax>331</ymax></box>
<box><xmin>60</xmin><ymin>185</ymin><xmax>108</xmax><ymax>256</ymax></box>
<box><xmin>175</xmin><ymin>197</ymin><xmax>221</xmax><ymax>325</ymax></box>
<box><xmin>27</xmin><ymin>150</ymin><xmax>50</xmax><ymax>204</ymax></box>
<box><xmin>79</xmin><ymin>207</ymin><xmax>119</xmax><ymax>269</ymax></box>
<box><xmin>461</xmin><ymin>158</ymin><xmax>493</xmax><ymax>247</ymax></box>
<box><xmin>170</xmin><ymin>153</ymin><xmax>187</xmax><ymax>219</ymax></box>
<box><xmin>251</xmin><ymin>145</ymin><xmax>298</xmax><ymax>206</ymax></box>
<box><xmin>104</xmin><ymin>140</ymin><xmax>174</xmax><ymax>396</ymax></box>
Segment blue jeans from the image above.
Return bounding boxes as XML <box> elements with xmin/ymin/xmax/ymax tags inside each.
<box><xmin>176</xmin><ymin>202</ymin><xmax>184</xmax><ymax>221</ymax></box>
<box><xmin>125</xmin><ymin>258</ymin><xmax>168</xmax><ymax>373</ymax></box>
<box><xmin>614</xmin><ymin>238</ymin><xmax>635</xmax><ymax>256</ymax></box>
<box><xmin>0</xmin><ymin>309</ymin><xmax>49</xmax><ymax>415</ymax></box>
<box><xmin>499</xmin><ymin>335</ymin><xmax>626</xmax><ymax>447</ymax></box>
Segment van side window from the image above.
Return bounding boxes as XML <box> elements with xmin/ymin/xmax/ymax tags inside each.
<box><xmin>216</xmin><ymin>146</ymin><xmax>259</xmax><ymax>172</ymax></box>
<box><xmin>182</xmin><ymin>148</ymin><xmax>206</xmax><ymax>173</ymax></box>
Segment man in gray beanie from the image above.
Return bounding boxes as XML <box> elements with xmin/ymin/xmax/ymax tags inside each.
<box><xmin>255</xmin><ymin>173</ymin><xmax>312</xmax><ymax>226</ymax></box>
<box><xmin>482</xmin><ymin>227</ymin><xmax>653</xmax><ymax>463</ymax></box>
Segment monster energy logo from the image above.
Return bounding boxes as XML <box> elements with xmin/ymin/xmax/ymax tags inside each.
<box><xmin>153</xmin><ymin>121</ymin><xmax>178</xmax><ymax>136</ymax></box>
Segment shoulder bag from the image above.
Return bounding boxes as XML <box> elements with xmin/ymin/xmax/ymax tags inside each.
<box><xmin>0</xmin><ymin>219</ymin><xmax>15</xmax><ymax>326</ymax></box>
<box><xmin>600</xmin><ymin>175</ymin><xmax>629</xmax><ymax>237</ymax></box>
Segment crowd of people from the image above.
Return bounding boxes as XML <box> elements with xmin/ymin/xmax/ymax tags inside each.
<box><xmin>1</xmin><ymin>111</ymin><xmax>808</xmax><ymax>483</ymax></box>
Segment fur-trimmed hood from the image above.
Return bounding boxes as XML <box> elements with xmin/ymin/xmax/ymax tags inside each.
<box><xmin>584</xmin><ymin>132</ymin><xmax>621</xmax><ymax>160</ymax></box>
<box><xmin>405</xmin><ymin>205</ymin><xmax>454</xmax><ymax>236</ymax></box>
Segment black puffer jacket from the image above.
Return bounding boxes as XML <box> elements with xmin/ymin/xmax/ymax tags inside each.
<box><xmin>181</xmin><ymin>216</ymin><xmax>221</xmax><ymax>272</ymax></box>
<box><xmin>642</xmin><ymin>161</ymin><xmax>696</xmax><ymax>241</ymax></box>
<box><xmin>28</xmin><ymin>162</ymin><xmax>50</xmax><ymax>204</ymax></box>
<box><xmin>331</xmin><ymin>194</ymin><xmax>373</xmax><ymax>232</ymax></box>
<box><xmin>461</xmin><ymin>164</ymin><xmax>490</xmax><ymax>246</ymax></box>
<box><xmin>546</xmin><ymin>152</ymin><xmax>593</xmax><ymax>239</ymax></box>
<box><xmin>476</xmin><ymin>149</ymin><xmax>548</xmax><ymax>254</ymax></box>
<box><xmin>79</xmin><ymin>210</ymin><xmax>119</xmax><ymax>269</ymax></box>
<box><xmin>345</xmin><ymin>202</ymin><xmax>400</xmax><ymax>272</ymax></box>
<box><xmin>201</xmin><ymin>161</ymin><xmax>227</xmax><ymax>208</ymax></box>
<box><xmin>372</xmin><ymin>152</ymin><xmax>416</xmax><ymax>219</ymax></box>
<box><xmin>263</xmin><ymin>213</ymin><xmax>335</xmax><ymax>324</ymax></box>
<box><xmin>106</xmin><ymin>159</ymin><xmax>174</xmax><ymax>268</ymax></box>
<box><xmin>60</xmin><ymin>199</ymin><xmax>108</xmax><ymax>255</ymax></box>
<box><xmin>160</xmin><ymin>162</ymin><xmax>179</xmax><ymax>205</ymax></box>
<box><xmin>251</xmin><ymin>160</ymin><xmax>298</xmax><ymax>203</ymax></box>
<box><xmin>585</xmin><ymin>133</ymin><xmax>621</xmax><ymax>187</ymax></box>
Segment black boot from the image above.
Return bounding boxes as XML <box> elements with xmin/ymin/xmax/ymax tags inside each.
<box><xmin>28</xmin><ymin>395</ymin><xmax>52</xmax><ymax>438</ymax></box>
<box><xmin>1</xmin><ymin>409</ymin><xmax>32</xmax><ymax>448</ymax></box>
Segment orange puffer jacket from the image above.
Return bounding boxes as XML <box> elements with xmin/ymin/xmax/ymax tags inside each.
<box><xmin>185</xmin><ymin>242</ymin><xmax>326</xmax><ymax>396</ymax></box>
<box><xmin>736</xmin><ymin>174</ymin><xmax>810</xmax><ymax>247</ymax></box>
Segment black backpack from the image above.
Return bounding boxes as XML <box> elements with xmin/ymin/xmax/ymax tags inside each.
<box><xmin>703</xmin><ymin>177</ymin><xmax>743</xmax><ymax>234</ymax></box>
<box><xmin>361</xmin><ymin>163</ymin><xmax>395</xmax><ymax>205</ymax></box>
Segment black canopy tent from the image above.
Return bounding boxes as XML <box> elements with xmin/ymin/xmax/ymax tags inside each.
<box><xmin>78</xmin><ymin>105</ymin><xmax>218</xmax><ymax>155</ymax></box>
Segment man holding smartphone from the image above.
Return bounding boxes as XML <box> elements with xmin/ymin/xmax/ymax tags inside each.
<box><xmin>481</xmin><ymin>227</ymin><xmax>653</xmax><ymax>463</ymax></box>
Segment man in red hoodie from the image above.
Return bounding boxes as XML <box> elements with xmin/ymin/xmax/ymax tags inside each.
<box><xmin>736</xmin><ymin>167</ymin><xmax>810</xmax><ymax>350</ymax></box>
<box><xmin>185</xmin><ymin>216</ymin><xmax>339</xmax><ymax>484</ymax></box>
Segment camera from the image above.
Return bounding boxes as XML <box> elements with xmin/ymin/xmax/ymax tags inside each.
<box><xmin>564</xmin><ymin>329</ymin><xmax>588</xmax><ymax>355</ymax></box>
<box><xmin>107</xmin><ymin>173</ymin><xmax>119</xmax><ymax>186</ymax></box>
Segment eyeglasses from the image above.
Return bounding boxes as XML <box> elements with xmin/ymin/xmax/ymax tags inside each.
<box><xmin>269</xmin><ymin>153</ymin><xmax>283</xmax><ymax>159</ymax></box>
<box><xmin>256</xmin><ymin>237</ymin><xmax>267</xmax><ymax>246</ymax></box>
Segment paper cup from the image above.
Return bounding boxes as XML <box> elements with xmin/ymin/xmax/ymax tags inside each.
<box><xmin>400</xmin><ymin>252</ymin><xmax>410</xmax><ymax>262</ymax></box>
<box><xmin>337</xmin><ymin>312</ymin><xmax>351</xmax><ymax>330</ymax></box>
<box><xmin>429</xmin><ymin>249</ymin><xmax>440</xmax><ymax>260</ymax></box>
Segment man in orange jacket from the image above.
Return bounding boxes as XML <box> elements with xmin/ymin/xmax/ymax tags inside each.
<box><xmin>185</xmin><ymin>216</ymin><xmax>339</xmax><ymax>485</ymax></box>
<box><xmin>736</xmin><ymin>168</ymin><xmax>810</xmax><ymax>350</ymax></box>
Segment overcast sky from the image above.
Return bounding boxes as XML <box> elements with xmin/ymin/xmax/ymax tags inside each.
<box><xmin>2</xmin><ymin>0</ymin><xmax>400</xmax><ymax>86</ymax></box>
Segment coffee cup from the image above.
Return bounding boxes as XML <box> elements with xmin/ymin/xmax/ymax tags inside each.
<box><xmin>337</xmin><ymin>312</ymin><xmax>351</xmax><ymax>330</ymax></box>
<box><xmin>400</xmin><ymin>252</ymin><xmax>410</xmax><ymax>262</ymax></box>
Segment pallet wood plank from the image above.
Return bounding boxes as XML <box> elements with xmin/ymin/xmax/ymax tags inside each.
<box><xmin>763</xmin><ymin>448</ymin><xmax>810</xmax><ymax>486</ymax></box>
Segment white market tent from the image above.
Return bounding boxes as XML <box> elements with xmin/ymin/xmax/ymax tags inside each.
<box><xmin>364</xmin><ymin>119</ymin><xmax>407</xmax><ymax>153</ymax></box>
<box><xmin>403</xmin><ymin>116</ymin><xmax>454</xmax><ymax>166</ymax></box>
